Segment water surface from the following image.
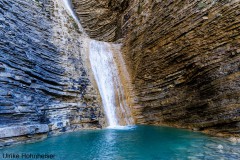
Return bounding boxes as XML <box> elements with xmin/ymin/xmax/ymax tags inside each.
<box><xmin>1</xmin><ymin>125</ymin><xmax>240</xmax><ymax>160</ymax></box>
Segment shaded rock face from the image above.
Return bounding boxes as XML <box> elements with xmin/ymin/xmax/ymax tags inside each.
<box><xmin>73</xmin><ymin>0</ymin><xmax>240</xmax><ymax>136</ymax></box>
<box><xmin>72</xmin><ymin>0</ymin><xmax>129</xmax><ymax>41</ymax></box>
<box><xmin>0</xmin><ymin>0</ymin><xmax>105</xmax><ymax>147</ymax></box>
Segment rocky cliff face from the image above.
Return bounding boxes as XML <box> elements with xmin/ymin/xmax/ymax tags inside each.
<box><xmin>0</xmin><ymin>0</ymin><xmax>105</xmax><ymax>147</ymax></box>
<box><xmin>73</xmin><ymin>0</ymin><xmax>240</xmax><ymax>136</ymax></box>
<box><xmin>0</xmin><ymin>0</ymin><xmax>239</xmax><ymax>148</ymax></box>
<box><xmin>72</xmin><ymin>0</ymin><xmax>129</xmax><ymax>41</ymax></box>
<box><xmin>121</xmin><ymin>0</ymin><xmax>240</xmax><ymax>136</ymax></box>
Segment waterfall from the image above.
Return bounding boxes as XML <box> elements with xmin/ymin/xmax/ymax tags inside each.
<box><xmin>61</xmin><ymin>0</ymin><xmax>133</xmax><ymax>128</ymax></box>
<box><xmin>89</xmin><ymin>41</ymin><xmax>118</xmax><ymax>126</ymax></box>
<box><xmin>61</xmin><ymin>0</ymin><xmax>85</xmax><ymax>34</ymax></box>
<box><xmin>89</xmin><ymin>40</ymin><xmax>133</xmax><ymax>127</ymax></box>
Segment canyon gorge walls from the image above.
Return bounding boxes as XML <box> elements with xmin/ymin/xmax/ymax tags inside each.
<box><xmin>122</xmin><ymin>0</ymin><xmax>240</xmax><ymax>136</ymax></box>
<box><xmin>120</xmin><ymin>0</ymin><xmax>240</xmax><ymax>137</ymax></box>
<box><xmin>73</xmin><ymin>0</ymin><xmax>240</xmax><ymax>136</ymax></box>
<box><xmin>0</xmin><ymin>0</ymin><xmax>105</xmax><ymax>147</ymax></box>
<box><xmin>0</xmin><ymin>0</ymin><xmax>239</xmax><ymax>148</ymax></box>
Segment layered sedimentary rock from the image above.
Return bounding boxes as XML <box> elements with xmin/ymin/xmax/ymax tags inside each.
<box><xmin>72</xmin><ymin>0</ymin><xmax>129</xmax><ymax>41</ymax></box>
<box><xmin>120</xmin><ymin>0</ymin><xmax>240</xmax><ymax>136</ymax></box>
<box><xmin>0</xmin><ymin>0</ymin><xmax>239</xmax><ymax>149</ymax></box>
<box><xmin>73</xmin><ymin>0</ymin><xmax>240</xmax><ymax>136</ymax></box>
<box><xmin>0</xmin><ymin>0</ymin><xmax>105</xmax><ymax>147</ymax></box>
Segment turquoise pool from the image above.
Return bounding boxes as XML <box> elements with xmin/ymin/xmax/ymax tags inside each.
<box><xmin>1</xmin><ymin>125</ymin><xmax>239</xmax><ymax>160</ymax></box>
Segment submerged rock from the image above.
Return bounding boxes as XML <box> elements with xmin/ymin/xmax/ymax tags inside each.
<box><xmin>229</xmin><ymin>137</ymin><xmax>240</xmax><ymax>144</ymax></box>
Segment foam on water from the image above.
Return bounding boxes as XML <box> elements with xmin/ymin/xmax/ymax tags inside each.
<box><xmin>106</xmin><ymin>125</ymin><xmax>137</xmax><ymax>130</ymax></box>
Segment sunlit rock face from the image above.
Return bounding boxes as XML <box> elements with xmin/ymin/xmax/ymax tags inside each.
<box><xmin>0</xmin><ymin>0</ymin><xmax>105</xmax><ymax>147</ymax></box>
<box><xmin>120</xmin><ymin>0</ymin><xmax>240</xmax><ymax>136</ymax></box>
<box><xmin>73</xmin><ymin>0</ymin><xmax>240</xmax><ymax>136</ymax></box>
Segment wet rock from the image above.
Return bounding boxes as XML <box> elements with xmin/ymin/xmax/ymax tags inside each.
<box><xmin>0</xmin><ymin>124</ymin><xmax>49</xmax><ymax>138</ymax></box>
<box><xmin>229</xmin><ymin>137</ymin><xmax>240</xmax><ymax>143</ymax></box>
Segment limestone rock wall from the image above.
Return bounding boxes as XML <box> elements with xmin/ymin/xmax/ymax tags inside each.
<box><xmin>0</xmin><ymin>0</ymin><xmax>105</xmax><ymax>147</ymax></box>
<box><xmin>120</xmin><ymin>0</ymin><xmax>240</xmax><ymax>136</ymax></box>
<box><xmin>1</xmin><ymin>0</ymin><xmax>239</xmax><ymax>148</ymax></box>
<box><xmin>72</xmin><ymin>0</ymin><xmax>129</xmax><ymax>41</ymax></box>
<box><xmin>72</xmin><ymin>0</ymin><xmax>240</xmax><ymax>136</ymax></box>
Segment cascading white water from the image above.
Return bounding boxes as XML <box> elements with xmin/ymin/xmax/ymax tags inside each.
<box><xmin>62</xmin><ymin>0</ymin><xmax>85</xmax><ymax>34</ymax></box>
<box><xmin>89</xmin><ymin>40</ymin><xmax>134</xmax><ymax>128</ymax></box>
<box><xmin>89</xmin><ymin>40</ymin><xmax>119</xmax><ymax>127</ymax></box>
<box><xmin>62</xmin><ymin>0</ymin><xmax>133</xmax><ymax>128</ymax></box>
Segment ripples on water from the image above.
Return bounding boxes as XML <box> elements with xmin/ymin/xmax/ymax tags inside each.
<box><xmin>1</xmin><ymin>125</ymin><xmax>239</xmax><ymax>160</ymax></box>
